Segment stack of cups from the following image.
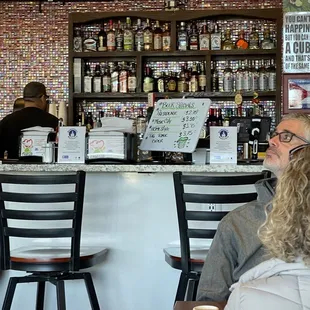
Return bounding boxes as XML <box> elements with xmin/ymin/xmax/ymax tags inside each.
<box><xmin>48</xmin><ymin>101</ymin><xmax>57</xmax><ymax>118</ymax></box>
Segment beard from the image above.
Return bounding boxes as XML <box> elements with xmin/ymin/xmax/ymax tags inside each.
<box><xmin>263</xmin><ymin>147</ymin><xmax>281</xmax><ymax>175</ymax></box>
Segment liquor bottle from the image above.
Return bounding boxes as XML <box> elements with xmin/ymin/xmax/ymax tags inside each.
<box><xmin>235</xmin><ymin>30</ymin><xmax>248</xmax><ymax>49</ymax></box>
<box><xmin>222</xmin><ymin>29</ymin><xmax>234</xmax><ymax>50</ymax></box>
<box><xmin>97</xmin><ymin>111</ymin><xmax>104</xmax><ymax>127</ymax></box>
<box><xmin>223</xmin><ymin>61</ymin><xmax>233</xmax><ymax>92</ymax></box>
<box><xmin>242</xmin><ymin>60</ymin><xmax>251</xmax><ymax>91</ymax></box>
<box><xmin>199</xmin><ymin>118</ymin><xmax>207</xmax><ymax>139</ymax></box>
<box><xmin>115</xmin><ymin>20</ymin><xmax>124</xmax><ymax>51</ymax></box>
<box><xmin>190</xmin><ymin>64</ymin><xmax>199</xmax><ymax>92</ymax></box>
<box><xmin>154</xmin><ymin>20</ymin><xmax>163</xmax><ymax>51</ymax></box>
<box><xmin>177</xmin><ymin>66</ymin><xmax>188</xmax><ymax>92</ymax></box>
<box><xmin>143</xmin><ymin>66</ymin><xmax>154</xmax><ymax>93</ymax></box>
<box><xmin>128</xmin><ymin>63</ymin><xmax>137</xmax><ymax>93</ymax></box>
<box><xmin>261</xmin><ymin>28</ymin><xmax>275</xmax><ymax>49</ymax></box>
<box><xmin>207</xmin><ymin>108</ymin><xmax>218</xmax><ymax>128</ymax></box>
<box><xmin>93</xmin><ymin>114</ymin><xmax>98</xmax><ymax>129</ymax></box>
<box><xmin>211</xmin><ymin>22</ymin><xmax>221</xmax><ymax>50</ymax></box>
<box><xmin>93</xmin><ymin>64</ymin><xmax>102</xmax><ymax>93</ymax></box>
<box><xmin>235</xmin><ymin>60</ymin><xmax>243</xmax><ymax>92</ymax></box>
<box><xmin>107</xmin><ymin>19</ymin><xmax>116</xmax><ymax>51</ymax></box>
<box><xmin>189</xmin><ymin>22</ymin><xmax>199</xmax><ymax>50</ymax></box>
<box><xmin>178</xmin><ymin>22</ymin><xmax>188</xmax><ymax>51</ymax></box>
<box><xmin>162</xmin><ymin>23</ymin><xmax>171</xmax><ymax>51</ymax></box>
<box><xmin>249</xmin><ymin>26</ymin><xmax>259</xmax><ymax>49</ymax></box>
<box><xmin>249</xmin><ymin>60</ymin><xmax>259</xmax><ymax>91</ymax></box>
<box><xmin>184</xmin><ymin>63</ymin><xmax>191</xmax><ymax>88</ymax></box>
<box><xmin>95</xmin><ymin>112</ymin><xmax>102</xmax><ymax>128</ymax></box>
<box><xmin>136</xmin><ymin>108</ymin><xmax>147</xmax><ymax>134</ymax></box>
<box><xmin>102</xmin><ymin>67</ymin><xmax>111</xmax><ymax>92</ymax></box>
<box><xmin>268</xmin><ymin>59</ymin><xmax>276</xmax><ymax>91</ymax></box>
<box><xmin>157</xmin><ymin>71</ymin><xmax>166</xmax><ymax>93</ymax></box>
<box><xmin>73</xmin><ymin>28</ymin><xmax>83</xmax><ymax>52</ymax></box>
<box><xmin>98</xmin><ymin>23</ymin><xmax>107</xmax><ymax>52</ymax></box>
<box><xmin>211</xmin><ymin>62</ymin><xmax>219</xmax><ymax>92</ymax></box>
<box><xmin>164</xmin><ymin>0</ymin><xmax>178</xmax><ymax>10</ymax></box>
<box><xmin>167</xmin><ymin>71</ymin><xmax>177</xmax><ymax>92</ymax></box>
<box><xmin>123</xmin><ymin>17</ymin><xmax>134</xmax><ymax>51</ymax></box>
<box><xmin>83</xmin><ymin>63</ymin><xmax>92</xmax><ymax>93</ymax></box>
<box><xmin>198</xmin><ymin>63</ymin><xmax>207</xmax><ymax>92</ymax></box>
<box><xmin>143</xmin><ymin>19</ymin><xmax>153</xmax><ymax>51</ymax></box>
<box><xmin>111</xmin><ymin>63</ymin><xmax>119</xmax><ymax>92</ymax></box>
<box><xmin>85</xmin><ymin>112</ymin><xmax>93</xmax><ymax>132</ymax></box>
<box><xmin>223</xmin><ymin>108</ymin><xmax>231</xmax><ymax>127</ymax></box>
<box><xmin>199</xmin><ymin>22</ymin><xmax>210</xmax><ymax>51</ymax></box>
<box><xmin>258</xmin><ymin>60</ymin><xmax>268</xmax><ymax>91</ymax></box>
<box><xmin>217</xmin><ymin>108</ymin><xmax>223</xmax><ymax>126</ymax></box>
<box><xmin>119</xmin><ymin>61</ymin><xmax>128</xmax><ymax>93</ymax></box>
<box><xmin>135</xmin><ymin>18</ymin><xmax>144</xmax><ymax>52</ymax></box>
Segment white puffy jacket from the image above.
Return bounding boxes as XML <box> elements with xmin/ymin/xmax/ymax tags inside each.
<box><xmin>225</xmin><ymin>258</ymin><xmax>310</xmax><ymax>310</ymax></box>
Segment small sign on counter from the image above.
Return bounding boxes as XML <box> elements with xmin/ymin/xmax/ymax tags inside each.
<box><xmin>58</xmin><ymin>126</ymin><xmax>86</xmax><ymax>163</ymax></box>
<box><xmin>87</xmin><ymin>132</ymin><xmax>125</xmax><ymax>160</ymax></box>
<box><xmin>210</xmin><ymin>126</ymin><xmax>237</xmax><ymax>164</ymax></box>
<box><xmin>140</xmin><ymin>98</ymin><xmax>211</xmax><ymax>153</ymax></box>
<box><xmin>19</xmin><ymin>127</ymin><xmax>54</xmax><ymax>158</ymax></box>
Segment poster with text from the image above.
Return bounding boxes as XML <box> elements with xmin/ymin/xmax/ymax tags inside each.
<box><xmin>283</xmin><ymin>12</ymin><xmax>310</xmax><ymax>73</ymax></box>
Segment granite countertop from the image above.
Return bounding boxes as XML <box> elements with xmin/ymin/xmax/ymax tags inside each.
<box><xmin>0</xmin><ymin>163</ymin><xmax>266</xmax><ymax>173</ymax></box>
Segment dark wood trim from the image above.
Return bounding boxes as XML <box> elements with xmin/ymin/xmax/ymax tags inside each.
<box><xmin>73</xmin><ymin>91</ymin><xmax>276</xmax><ymax>100</ymax></box>
<box><xmin>70</xmin><ymin>8</ymin><xmax>282</xmax><ymax>24</ymax></box>
<box><xmin>276</xmin><ymin>13</ymin><xmax>283</xmax><ymax>122</ymax></box>
<box><xmin>68</xmin><ymin>13</ymin><xmax>74</xmax><ymax>125</ymax></box>
<box><xmin>282</xmin><ymin>74</ymin><xmax>310</xmax><ymax>114</ymax></box>
<box><xmin>72</xmin><ymin>49</ymin><xmax>277</xmax><ymax>59</ymax></box>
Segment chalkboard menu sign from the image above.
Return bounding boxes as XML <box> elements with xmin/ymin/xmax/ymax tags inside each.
<box><xmin>140</xmin><ymin>98</ymin><xmax>211</xmax><ymax>153</ymax></box>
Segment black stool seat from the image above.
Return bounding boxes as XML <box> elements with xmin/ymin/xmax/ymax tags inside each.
<box><xmin>164</xmin><ymin>247</ymin><xmax>207</xmax><ymax>273</ymax></box>
<box><xmin>10</xmin><ymin>246</ymin><xmax>108</xmax><ymax>271</ymax></box>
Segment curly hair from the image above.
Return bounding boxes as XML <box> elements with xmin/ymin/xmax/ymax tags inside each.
<box><xmin>259</xmin><ymin>144</ymin><xmax>310</xmax><ymax>265</ymax></box>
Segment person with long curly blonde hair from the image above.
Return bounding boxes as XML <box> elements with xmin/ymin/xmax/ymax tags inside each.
<box><xmin>225</xmin><ymin>144</ymin><xmax>310</xmax><ymax>310</ymax></box>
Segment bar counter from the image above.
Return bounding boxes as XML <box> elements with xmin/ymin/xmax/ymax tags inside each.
<box><xmin>0</xmin><ymin>163</ymin><xmax>265</xmax><ymax>310</ymax></box>
<box><xmin>0</xmin><ymin>163</ymin><xmax>265</xmax><ymax>173</ymax></box>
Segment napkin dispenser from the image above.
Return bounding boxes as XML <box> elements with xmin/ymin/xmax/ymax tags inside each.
<box><xmin>86</xmin><ymin>131</ymin><xmax>136</xmax><ymax>163</ymax></box>
<box><xmin>19</xmin><ymin>127</ymin><xmax>55</xmax><ymax>159</ymax></box>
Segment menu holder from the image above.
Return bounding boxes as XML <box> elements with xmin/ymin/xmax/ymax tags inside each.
<box><xmin>140</xmin><ymin>98</ymin><xmax>211</xmax><ymax>153</ymax></box>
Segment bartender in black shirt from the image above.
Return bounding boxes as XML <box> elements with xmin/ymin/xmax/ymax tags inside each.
<box><xmin>0</xmin><ymin>82</ymin><xmax>59</xmax><ymax>159</ymax></box>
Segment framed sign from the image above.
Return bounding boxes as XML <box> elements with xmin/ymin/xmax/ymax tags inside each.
<box><xmin>283</xmin><ymin>74</ymin><xmax>310</xmax><ymax>114</ymax></box>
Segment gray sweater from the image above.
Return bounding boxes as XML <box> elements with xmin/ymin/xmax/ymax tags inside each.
<box><xmin>196</xmin><ymin>178</ymin><xmax>276</xmax><ymax>302</ymax></box>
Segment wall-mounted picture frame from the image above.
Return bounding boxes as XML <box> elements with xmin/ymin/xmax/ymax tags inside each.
<box><xmin>283</xmin><ymin>74</ymin><xmax>310</xmax><ymax>114</ymax></box>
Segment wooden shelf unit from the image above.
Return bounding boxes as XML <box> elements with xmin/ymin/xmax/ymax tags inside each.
<box><xmin>68</xmin><ymin>8</ymin><xmax>282</xmax><ymax>125</ymax></box>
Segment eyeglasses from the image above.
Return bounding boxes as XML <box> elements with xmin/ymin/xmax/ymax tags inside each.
<box><xmin>289</xmin><ymin>143</ymin><xmax>310</xmax><ymax>160</ymax></box>
<box><xmin>267</xmin><ymin>131</ymin><xmax>310</xmax><ymax>144</ymax></box>
<box><xmin>43</xmin><ymin>95</ymin><xmax>51</xmax><ymax>104</ymax></box>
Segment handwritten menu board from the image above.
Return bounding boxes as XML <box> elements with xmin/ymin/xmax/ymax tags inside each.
<box><xmin>140</xmin><ymin>98</ymin><xmax>211</xmax><ymax>153</ymax></box>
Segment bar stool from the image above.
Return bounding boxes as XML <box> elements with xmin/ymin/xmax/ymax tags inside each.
<box><xmin>164</xmin><ymin>171</ymin><xmax>270</xmax><ymax>303</ymax></box>
<box><xmin>0</xmin><ymin>171</ymin><xmax>108</xmax><ymax>310</ymax></box>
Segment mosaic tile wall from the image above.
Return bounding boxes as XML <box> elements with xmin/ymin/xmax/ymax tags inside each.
<box><xmin>0</xmin><ymin>0</ymin><xmax>282</xmax><ymax>119</ymax></box>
